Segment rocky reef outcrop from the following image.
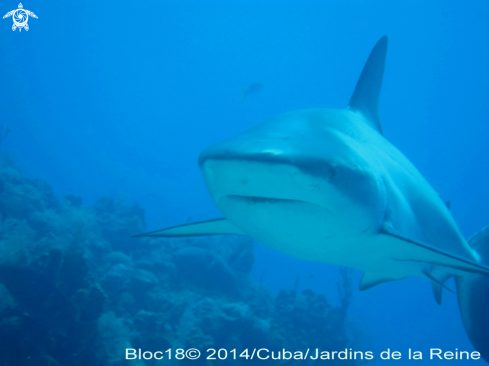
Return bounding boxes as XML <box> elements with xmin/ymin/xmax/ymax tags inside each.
<box><xmin>0</xmin><ymin>154</ymin><xmax>359</xmax><ymax>366</ymax></box>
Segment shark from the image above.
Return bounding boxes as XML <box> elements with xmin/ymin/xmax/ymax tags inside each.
<box><xmin>135</xmin><ymin>36</ymin><xmax>489</xmax><ymax>361</ymax></box>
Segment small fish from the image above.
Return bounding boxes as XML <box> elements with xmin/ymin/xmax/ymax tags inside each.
<box><xmin>241</xmin><ymin>82</ymin><xmax>264</xmax><ymax>101</ymax></box>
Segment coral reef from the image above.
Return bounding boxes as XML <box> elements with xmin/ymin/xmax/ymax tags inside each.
<box><xmin>0</xmin><ymin>157</ymin><xmax>360</xmax><ymax>365</ymax></box>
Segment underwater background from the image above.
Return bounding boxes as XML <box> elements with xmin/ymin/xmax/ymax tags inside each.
<box><xmin>0</xmin><ymin>0</ymin><xmax>488</xmax><ymax>365</ymax></box>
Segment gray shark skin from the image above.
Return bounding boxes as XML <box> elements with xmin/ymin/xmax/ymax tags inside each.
<box><xmin>135</xmin><ymin>37</ymin><xmax>489</xmax><ymax>361</ymax></box>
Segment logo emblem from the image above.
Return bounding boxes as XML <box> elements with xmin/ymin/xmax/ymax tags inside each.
<box><xmin>3</xmin><ymin>3</ymin><xmax>37</xmax><ymax>32</ymax></box>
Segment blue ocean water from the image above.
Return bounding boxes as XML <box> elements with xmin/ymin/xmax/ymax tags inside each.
<box><xmin>0</xmin><ymin>0</ymin><xmax>488</xmax><ymax>365</ymax></box>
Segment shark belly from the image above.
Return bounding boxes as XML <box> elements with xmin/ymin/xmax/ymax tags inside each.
<box><xmin>220</xmin><ymin>194</ymin><xmax>428</xmax><ymax>277</ymax></box>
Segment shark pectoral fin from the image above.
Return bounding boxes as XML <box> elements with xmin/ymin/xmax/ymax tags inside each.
<box><xmin>348</xmin><ymin>36</ymin><xmax>388</xmax><ymax>134</ymax></box>
<box><xmin>381</xmin><ymin>229</ymin><xmax>489</xmax><ymax>276</ymax></box>
<box><xmin>132</xmin><ymin>218</ymin><xmax>246</xmax><ymax>238</ymax></box>
<box><xmin>359</xmin><ymin>271</ymin><xmax>406</xmax><ymax>291</ymax></box>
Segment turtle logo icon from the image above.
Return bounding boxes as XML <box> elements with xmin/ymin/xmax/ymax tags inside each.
<box><xmin>3</xmin><ymin>3</ymin><xmax>37</xmax><ymax>32</ymax></box>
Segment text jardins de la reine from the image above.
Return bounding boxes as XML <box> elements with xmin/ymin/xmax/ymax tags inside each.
<box><xmin>126</xmin><ymin>347</ymin><xmax>481</xmax><ymax>361</ymax></box>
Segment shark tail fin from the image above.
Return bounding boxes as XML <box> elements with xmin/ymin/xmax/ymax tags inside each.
<box><xmin>348</xmin><ymin>36</ymin><xmax>388</xmax><ymax>134</ymax></box>
<box><xmin>456</xmin><ymin>226</ymin><xmax>489</xmax><ymax>363</ymax></box>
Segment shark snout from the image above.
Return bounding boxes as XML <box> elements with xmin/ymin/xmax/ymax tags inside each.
<box><xmin>198</xmin><ymin>140</ymin><xmax>337</xmax><ymax>182</ymax></box>
<box><xmin>198</xmin><ymin>138</ymin><xmax>294</xmax><ymax>167</ymax></box>
<box><xmin>197</xmin><ymin>134</ymin><xmax>350</xmax><ymax>215</ymax></box>
<box><xmin>199</xmin><ymin>151</ymin><xmax>339</xmax><ymax>214</ymax></box>
<box><xmin>199</xmin><ymin>135</ymin><xmax>386</xmax><ymax>244</ymax></box>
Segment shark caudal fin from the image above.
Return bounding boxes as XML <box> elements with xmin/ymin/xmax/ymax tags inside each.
<box><xmin>456</xmin><ymin>226</ymin><xmax>489</xmax><ymax>362</ymax></box>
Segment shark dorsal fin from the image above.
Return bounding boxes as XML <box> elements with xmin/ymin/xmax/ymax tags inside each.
<box><xmin>348</xmin><ymin>36</ymin><xmax>388</xmax><ymax>134</ymax></box>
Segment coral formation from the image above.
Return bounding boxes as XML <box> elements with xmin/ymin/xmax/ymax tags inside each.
<box><xmin>0</xmin><ymin>156</ymin><xmax>360</xmax><ymax>365</ymax></box>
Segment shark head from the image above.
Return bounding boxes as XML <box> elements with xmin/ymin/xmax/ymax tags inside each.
<box><xmin>197</xmin><ymin>37</ymin><xmax>390</xmax><ymax>257</ymax></box>
<box><xmin>196</xmin><ymin>39</ymin><xmax>391</xmax><ymax>258</ymax></box>
<box><xmin>198</xmin><ymin>106</ymin><xmax>387</xmax><ymax>256</ymax></box>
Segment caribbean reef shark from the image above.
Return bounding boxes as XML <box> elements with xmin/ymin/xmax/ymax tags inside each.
<box><xmin>135</xmin><ymin>36</ymin><xmax>489</xmax><ymax>361</ymax></box>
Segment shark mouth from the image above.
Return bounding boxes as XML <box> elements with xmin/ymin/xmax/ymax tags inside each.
<box><xmin>201</xmin><ymin>158</ymin><xmax>342</xmax><ymax>219</ymax></box>
<box><xmin>220</xmin><ymin>194</ymin><xmax>316</xmax><ymax>205</ymax></box>
<box><xmin>219</xmin><ymin>194</ymin><xmax>333</xmax><ymax>214</ymax></box>
<box><xmin>223</xmin><ymin>195</ymin><xmax>301</xmax><ymax>204</ymax></box>
<box><xmin>218</xmin><ymin>194</ymin><xmax>334</xmax><ymax>215</ymax></box>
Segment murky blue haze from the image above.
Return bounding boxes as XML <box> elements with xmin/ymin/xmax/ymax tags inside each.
<box><xmin>0</xmin><ymin>0</ymin><xmax>488</xmax><ymax>364</ymax></box>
